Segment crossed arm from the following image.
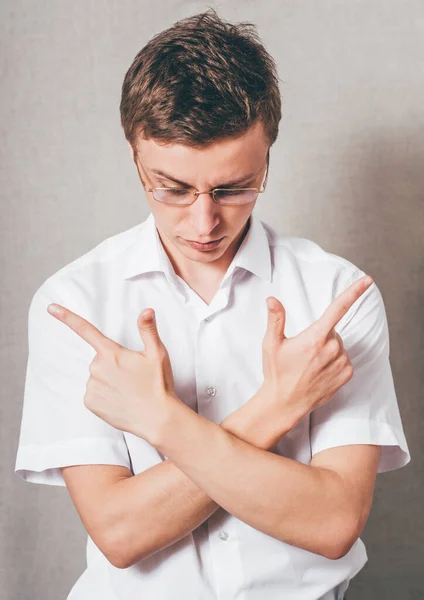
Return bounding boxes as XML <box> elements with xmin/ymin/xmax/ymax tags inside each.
<box><xmin>67</xmin><ymin>390</ymin><xmax>380</xmax><ymax>569</ymax></box>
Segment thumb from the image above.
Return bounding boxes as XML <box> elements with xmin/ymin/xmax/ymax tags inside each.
<box><xmin>265</xmin><ymin>297</ymin><xmax>287</xmax><ymax>344</ymax></box>
<box><xmin>137</xmin><ymin>308</ymin><xmax>163</xmax><ymax>354</ymax></box>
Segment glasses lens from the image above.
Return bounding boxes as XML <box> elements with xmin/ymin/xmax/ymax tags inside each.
<box><xmin>153</xmin><ymin>188</ymin><xmax>193</xmax><ymax>204</ymax></box>
<box><xmin>152</xmin><ymin>188</ymin><xmax>258</xmax><ymax>204</ymax></box>
<box><xmin>214</xmin><ymin>189</ymin><xmax>258</xmax><ymax>204</ymax></box>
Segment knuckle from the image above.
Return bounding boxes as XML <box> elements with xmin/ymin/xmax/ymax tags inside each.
<box><xmin>344</xmin><ymin>352</ymin><xmax>352</xmax><ymax>367</ymax></box>
<box><xmin>83</xmin><ymin>391</ymin><xmax>91</xmax><ymax>409</ymax></box>
<box><xmin>329</xmin><ymin>352</ymin><xmax>348</xmax><ymax>375</ymax></box>
<box><xmin>331</xmin><ymin>354</ymin><xmax>343</xmax><ymax>372</ymax></box>
<box><xmin>335</xmin><ymin>332</ymin><xmax>344</xmax><ymax>348</ymax></box>
<box><xmin>88</xmin><ymin>359</ymin><xmax>100</xmax><ymax>376</ymax></box>
<box><xmin>326</xmin><ymin>338</ymin><xmax>340</xmax><ymax>359</ymax></box>
<box><xmin>309</xmin><ymin>330</ymin><xmax>325</xmax><ymax>352</ymax></box>
<box><xmin>85</xmin><ymin>377</ymin><xmax>96</xmax><ymax>393</ymax></box>
<box><xmin>344</xmin><ymin>363</ymin><xmax>355</xmax><ymax>381</ymax></box>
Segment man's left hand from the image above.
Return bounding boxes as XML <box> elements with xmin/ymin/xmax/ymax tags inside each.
<box><xmin>46</xmin><ymin>302</ymin><xmax>178</xmax><ymax>445</ymax></box>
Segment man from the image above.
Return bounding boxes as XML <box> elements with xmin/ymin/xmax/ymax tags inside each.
<box><xmin>15</xmin><ymin>9</ymin><xmax>410</xmax><ymax>600</ymax></box>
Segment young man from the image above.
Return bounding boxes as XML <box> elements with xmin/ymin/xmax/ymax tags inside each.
<box><xmin>15</xmin><ymin>9</ymin><xmax>410</xmax><ymax>600</ymax></box>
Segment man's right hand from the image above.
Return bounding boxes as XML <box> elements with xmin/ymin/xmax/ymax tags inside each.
<box><xmin>259</xmin><ymin>274</ymin><xmax>374</xmax><ymax>432</ymax></box>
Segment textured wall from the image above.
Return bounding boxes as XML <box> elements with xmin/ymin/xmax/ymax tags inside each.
<box><xmin>2</xmin><ymin>1</ymin><xmax>423</xmax><ymax>599</ymax></box>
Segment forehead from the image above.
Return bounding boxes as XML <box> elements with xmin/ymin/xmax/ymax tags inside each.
<box><xmin>134</xmin><ymin>120</ymin><xmax>269</xmax><ymax>184</ymax></box>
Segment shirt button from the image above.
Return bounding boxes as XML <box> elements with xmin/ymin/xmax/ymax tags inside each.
<box><xmin>206</xmin><ymin>386</ymin><xmax>216</xmax><ymax>397</ymax></box>
<box><xmin>219</xmin><ymin>530</ymin><xmax>229</xmax><ymax>541</ymax></box>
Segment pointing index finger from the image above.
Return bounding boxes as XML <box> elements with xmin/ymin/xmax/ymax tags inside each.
<box><xmin>314</xmin><ymin>275</ymin><xmax>374</xmax><ymax>337</ymax></box>
<box><xmin>47</xmin><ymin>303</ymin><xmax>117</xmax><ymax>354</ymax></box>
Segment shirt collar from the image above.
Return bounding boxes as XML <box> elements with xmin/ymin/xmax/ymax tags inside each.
<box><xmin>121</xmin><ymin>210</ymin><xmax>272</xmax><ymax>284</ymax></box>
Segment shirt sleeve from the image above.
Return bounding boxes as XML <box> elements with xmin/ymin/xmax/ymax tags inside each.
<box><xmin>309</xmin><ymin>267</ymin><xmax>411</xmax><ymax>473</ymax></box>
<box><xmin>14</xmin><ymin>280</ymin><xmax>132</xmax><ymax>487</ymax></box>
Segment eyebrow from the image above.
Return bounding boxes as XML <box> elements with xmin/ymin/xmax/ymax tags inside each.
<box><xmin>149</xmin><ymin>168</ymin><xmax>258</xmax><ymax>188</ymax></box>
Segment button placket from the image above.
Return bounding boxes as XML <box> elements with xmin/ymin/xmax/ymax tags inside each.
<box><xmin>207</xmin><ymin>519</ymin><xmax>245</xmax><ymax>599</ymax></box>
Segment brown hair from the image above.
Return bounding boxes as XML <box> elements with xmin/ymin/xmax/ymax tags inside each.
<box><xmin>120</xmin><ymin>8</ymin><xmax>282</xmax><ymax>151</ymax></box>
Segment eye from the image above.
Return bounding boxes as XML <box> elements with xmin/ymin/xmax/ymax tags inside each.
<box><xmin>159</xmin><ymin>181</ymin><xmax>189</xmax><ymax>190</ymax></box>
<box><xmin>168</xmin><ymin>189</ymin><xmax>189</xmax><ymax>195</ymax></box>
<box><xmin>220</xmin><ymin>189</ymin><xmax>242</xmax><ymax>195</ymax></box>
<box><xmin>216</xmin><ymin>187</ymin><xmax>248</xmax><ymax>195</ymax></box>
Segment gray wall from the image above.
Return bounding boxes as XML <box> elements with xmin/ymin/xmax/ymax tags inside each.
<box><xmin>2</xmin><ymin>1</ymin><xmax>423</xmax><ymax>598</ymax></box>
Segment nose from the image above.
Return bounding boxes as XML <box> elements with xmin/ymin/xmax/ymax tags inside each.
<box><xmin>189</xmin><ymin>191</ymin><xmax>221</xmax><ymax>237</ymax></box>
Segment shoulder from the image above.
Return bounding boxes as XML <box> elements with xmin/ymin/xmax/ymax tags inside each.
<box><xmin>261</xmin><ymin>220</ymin><xmax>367</xmax><ymax>297</ymax></box>
<box><xmin>27</xmin><ymin>223</ymin><xmax>147</xmax><ymax>354</ymax></box>
<box><xmin>32</xmin><ymin>223</ymin><xmax>142</xmax><ymax>306</ymax></box>
<box><xmin>262</xmin><ymin>220</ymin><xmax>359</xmax><ymax>275</ymax></box>
<box><xmin>260</xmin><ymin>220</ymin><xmax>373</xmax><ymax>330</ymax></box>
<box><xmin>27</xmin><ymin>223</ymin><xmax>147</xmax><ymax>349</ymax></box>
<box><xmin>47</xmin><ymin>223</ymin><xmax>141</xmax><ymax>287</ymax></box>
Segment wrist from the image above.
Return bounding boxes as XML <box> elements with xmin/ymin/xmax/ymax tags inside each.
<box><xmin>136</xmin><ymin>392</ymin><xmax>182</xmax><ymax>448</ymax></box>
<box><xmin>221</xmin><ymin>388</ymin><xmax>294</xmax><ymax>450</ymax></box>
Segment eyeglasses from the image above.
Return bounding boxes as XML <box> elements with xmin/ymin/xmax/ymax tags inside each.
<box><xmin>133</xmin><ymin>150</ymin><xmax>269</xmax><ymax>206</ymax></box>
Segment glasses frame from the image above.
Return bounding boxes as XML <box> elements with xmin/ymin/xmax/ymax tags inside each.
<box><xmin>133</xmin><ymin>148</ymin><xmax>270</xmax><ymax>206</ymax></box>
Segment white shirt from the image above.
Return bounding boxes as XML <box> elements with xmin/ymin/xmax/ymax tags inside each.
<box><xmin>15</xmin><ymin>210</ymin><xmax>411</xmax><ymax>600</ymax></box>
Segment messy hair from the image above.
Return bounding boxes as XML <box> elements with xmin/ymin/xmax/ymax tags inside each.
<box><xmin>120</xmin><ymin>8</ymin><xmax>282</xmax><ymax>150</ymax></box>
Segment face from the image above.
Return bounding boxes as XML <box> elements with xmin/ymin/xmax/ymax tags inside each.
<box><xmin>129</xmin><ymin>119</ymin><xmax>269</xmax><ymax>276</ymax></box>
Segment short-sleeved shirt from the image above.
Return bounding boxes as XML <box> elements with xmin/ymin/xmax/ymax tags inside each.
<box><xmin>15</xmin><ymin>210</ymin><xmax>411</xmax><ymax>600</ymax></box>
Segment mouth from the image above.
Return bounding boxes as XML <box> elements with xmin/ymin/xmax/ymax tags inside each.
<box><xmin>184</xmin><ymin>237</ymin><xmax>224</xmax><ymax>251</ymax></box>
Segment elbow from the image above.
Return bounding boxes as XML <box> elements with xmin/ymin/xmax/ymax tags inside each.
<box><xmin>105</xmin><ymin>546</ymin><xmax>142</xmax><ymax>570</ymax></box>
<box><xmin>111</xmin><ymin>549</ymin><xmax>156</xmax><ymax>570</ymax></box>
<box><xmin>103</xmin><ymin>530</ymin><xmax>152</xmax><ymax>569</ymax></box>
<box><xmin>325</xmin><ymin>537</ymin><xmax>357</xmax><ymax>561</ymax></box>
<box><xmin>103</xmin><ymin>538</ymin><xmax>130</xmax><ymax>570</ymax></box>
<box><xmin>104</xmin><ymin>541</ymin><xmax>144</xmax><ymax>570</ymax></box>
<box><xmin>79</xmin><ymin>528</ymin><xmax>131</xmax><ymax>569</ymax></box>
<box><xmin>325</xmin><ymin>518</ymin><xmax>361</xmax><ymax>561</ymax></box>
<box><xmin>107</xmin><ymin>555</ymin><xmax>129</xmax><ymax>570</ymax></box>
<box><xmin>319</xmin><ymin>507</ymin><xmax>361</xmax><ymax>561</ymax></box>
<box><xmin>101</xmin><ymin>529</ymin><xmax>137</xmax><ymax>570</ymax></box>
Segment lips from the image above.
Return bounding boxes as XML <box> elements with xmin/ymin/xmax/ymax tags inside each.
<box><xmin>189</xmin><ymin>239</ymin><xmax>221</xmax><ymax>244</ymax></box>
<box><xmin>185</xmin><ymin>237</ymin><xmax>224</xmax><ymax>250</ymax></box>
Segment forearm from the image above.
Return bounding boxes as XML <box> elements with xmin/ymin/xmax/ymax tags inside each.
<box><xmin>156</xmin><ymin>401</ymin><xmax>356</xmax><ymax>561</ymax></box>
<box><xmin>104</xmin><ymin>391</ymin><xmax>289</xmax><ymax>568</ymax></box>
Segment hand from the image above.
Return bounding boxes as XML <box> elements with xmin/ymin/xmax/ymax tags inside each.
<box><xmin>46</xmin><ymin>303</ymin><xmax>178</xmax><ymax>445</ymax></box>
<box><xmin>260</xmin><ymin>275</ymin><xmax>374</xmax><ymax>428</ymax></box>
